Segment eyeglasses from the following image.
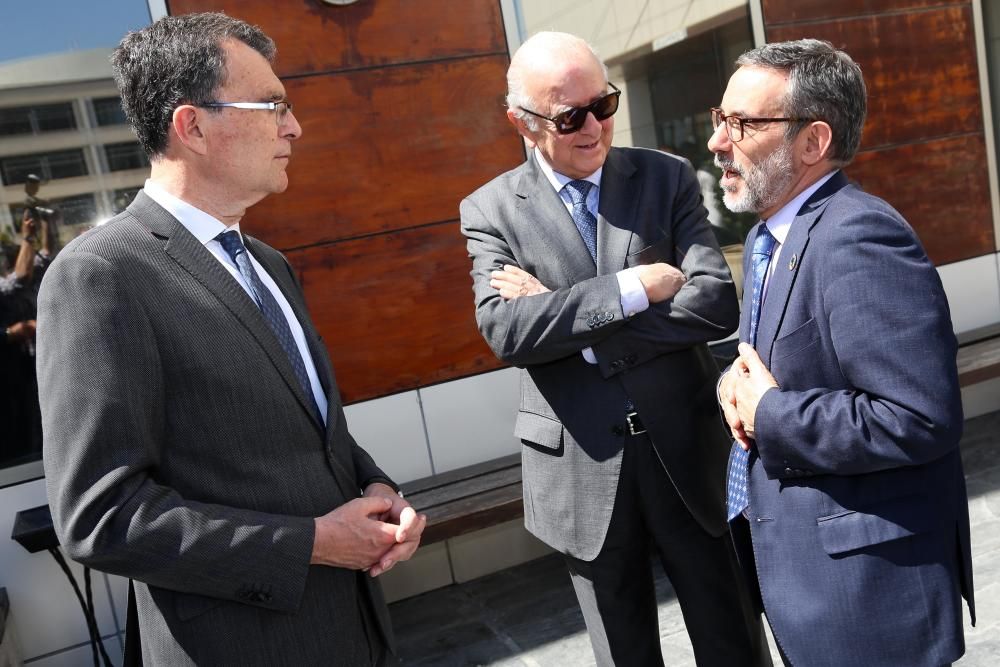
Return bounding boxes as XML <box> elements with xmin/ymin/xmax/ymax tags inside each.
<box><xmin>198</xmin><ymin>101</ymin><xmax>294</xmax><ymax>125</ymax></box>
<box><xmin>520</xmin><ymin>83</ymin><xmax>621</xmax><ymax>135</ymax></box>
<box><xmin>710</xmin><ymin>107</ymin><xmax>814</xmax><ymax>142</ymax></box>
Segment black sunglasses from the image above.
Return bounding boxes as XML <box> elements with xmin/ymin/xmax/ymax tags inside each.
<box><xmin>520</xmin><ymin>83</ymin><xmax>621</xmax><ymax>135</ymax></box>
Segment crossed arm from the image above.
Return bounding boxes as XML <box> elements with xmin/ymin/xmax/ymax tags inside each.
<box><xmin>461</xmin><ymin>165</ymin><xmax>737</xmax><ymax>370</ymax></box>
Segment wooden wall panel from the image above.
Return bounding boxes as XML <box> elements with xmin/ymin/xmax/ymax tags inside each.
<box><xmin>848</xmin><ymin>135</ymin><xmax>994</xmax><ymax>266</ymax></box>
<box><xmin>167</xmin><ymin>1</ymin><xmax>522</xmax><ymax>401</ymax></box>
<box><xmin>760</xmin><ymin>0</ymin><xmax>995</xmax><ymax>266</ymax></box>
<box><xmin>766</xmin><ymin>6</ymin><xmax>982</xmax><ymax>150</ymax></box>
<box><xmin>763</xmin><ymin>0</ymin><xmax>965</xmax><ymax>24</ymax></box>
<box><xmin>246</xmin><ymin>56</ymin><xmax>523</xmax><ymax>250</ymax></box>
<box><xmin>167</xmin><ymin>0</ymin><xmax>506</xmax><ymax>77</ymax></box>
<box><xmin>290</xmin><ymin>223</ymin><xmax>502</xmax><ymax>403</ymax></box>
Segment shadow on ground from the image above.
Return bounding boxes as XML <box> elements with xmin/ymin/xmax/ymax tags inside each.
<box><xmin>390</xmin><ymin>409</ymin><xmax>1000</xmax><ymax>666</ymax></box>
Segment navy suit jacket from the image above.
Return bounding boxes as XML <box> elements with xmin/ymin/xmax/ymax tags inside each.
<box><xmin>739</xmin><ymin>171</ymin><xmax>975</xmax><ymax>666</ymax></box>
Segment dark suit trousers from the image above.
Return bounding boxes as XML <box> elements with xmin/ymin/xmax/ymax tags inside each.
<box><xmin>564</xmin><ymin>432</ymin><xmax>770</xmax><ymax>667</ymax></box>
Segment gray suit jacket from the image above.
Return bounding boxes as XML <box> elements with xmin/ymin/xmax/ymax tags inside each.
<box><xmin>461</xmin><ymin>147</ymin><xmax>739</xmax><ymax>560</ymax></box>
<box><xmin>38</xmin><ymin>192</ymin><xmax>393</xmax><ymax>666</ymax></box>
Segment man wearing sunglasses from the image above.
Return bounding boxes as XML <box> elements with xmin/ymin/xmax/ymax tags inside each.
<box><xmin>461</xmin><ymin>31</ymin><xmax>768</xmax><ymax>666</ymax></box>
<box><xmin>37</xmin><ymin>13</ymin><xmax>419</xmax><ymax>666</ymax></box>
<box><xmin>712</xmin><ymin>40</ymin><xmax>974</xmax><ymax>666</ymax></box>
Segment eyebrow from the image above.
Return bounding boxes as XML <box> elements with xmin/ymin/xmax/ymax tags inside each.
<box><xmin>553</xmin><ymin>87</ymin><xmax>613</xmax><ymax>114</ymax></box>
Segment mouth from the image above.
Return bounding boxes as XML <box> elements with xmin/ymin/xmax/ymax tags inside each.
<box><xmin>575</xmin><ymin>138</ymin><xmax>600</xmax><ymax>151</ymax></box>
<box><xmin>714</xmin><ymin>156</ymin><xmax>741</xmax><ymax>185</ymax></box>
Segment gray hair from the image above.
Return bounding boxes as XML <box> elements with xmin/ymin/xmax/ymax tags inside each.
<box><xmin>736</xmin><ymin>39</ymin><xmax>867</xmax><ymax>166</ymax></box>
<box><xmin>506</xmin><ymin>32</ymin><xmax>609</xmax><ymax>132</ymax></box>
<box><xmin>111</xmin><ymin>12</ymin><xmax>276</xmax><ymax>158</ymax></box>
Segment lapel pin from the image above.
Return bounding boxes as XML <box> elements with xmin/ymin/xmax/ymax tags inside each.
<box><xmin>788</xmin><ymin>254</ymin><xmax>797</xmax><ymax>271</ymax></box>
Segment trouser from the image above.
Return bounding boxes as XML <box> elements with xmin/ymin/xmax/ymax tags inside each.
<box><xmin>564</xmin><ymin>431</ymin><xmax>770</xmax><ymax>666</ymax></box>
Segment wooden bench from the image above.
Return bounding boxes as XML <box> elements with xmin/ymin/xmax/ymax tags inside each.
<box><xmin>957</xmin><ymin>324</ymin><xmax>1000</xmax><ymax>387</ymax></box>
<box><xmin>400</xmin><ymin>453</ymin><xmax>523</xmax><ymax>545</ymax></box>
<box><xmin>400</xmin><ymin>326</ymin><xmax>999</xmax><ymax>546</ymax></box>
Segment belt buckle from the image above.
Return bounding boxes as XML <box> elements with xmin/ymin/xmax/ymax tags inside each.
<box><xmin>625</xmin><ymin>411</ymin><xmax>646</xmax><ymax>436</ymax></box>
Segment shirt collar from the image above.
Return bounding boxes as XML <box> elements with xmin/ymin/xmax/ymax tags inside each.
<box><xmin>143</xmin><ymin>178</ymin><xmax>240</xmax><ymax>244</ymax></box>
<box><xmin>534</xmin><ymin>147</ymin><xmax>603</xmax><ymax>194</ymax></box>
<box><xmin>763</xmin><ymin>170</ymin><xmax>837</xmax><ymax>244</ymax></box>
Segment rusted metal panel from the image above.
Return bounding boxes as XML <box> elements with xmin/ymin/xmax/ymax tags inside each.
<box><xmin>762</xmin><ymin>0</ymin><xmax>967</xmax><ymax>25</ymax></box>
<box><xmin>766</xmin><ymin>6</ymin><xmax>982</xmax><ymax>150</ymax></box>
<box><xmin>167</xmin><ymin>0</ymin><xmax>507</xmax><ymax>76</ymax></box>
<box><xmin>289</xmin><ymin>221</ymin><xmax>504</xmax><ymax>404</ymax></box>
<box><xmin>848</xmin><ymin>133</ymin><xmax>995</xmax><ymax>266</ymax></box>
<box><xmin>246</xmin><ymin>55</ymin><xmax>523</xmax><ymax>249</ymax></box>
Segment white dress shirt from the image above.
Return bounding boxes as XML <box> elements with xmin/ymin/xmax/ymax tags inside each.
<box><xmin>143</xmin><ymin>179</ymin><xmax>328</xmax><ymax>424</ymax></box>
<box><xmin>759</xmin><ymin>170</ymin><xmax>837</xmax><ymax>300</ymax></box>
<box><xmin>534</xmin><ymin>149</ymin><xmax>650</xmax><ymax>363</ymax></box>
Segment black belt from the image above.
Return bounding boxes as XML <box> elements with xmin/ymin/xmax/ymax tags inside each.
<box><xmin>625</xmin><ymin>411</ymin><xmax>646</xmax><ymax>436</ymax></box>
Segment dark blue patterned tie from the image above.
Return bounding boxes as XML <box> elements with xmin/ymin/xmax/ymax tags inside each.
<box><xmin>726</xmin><ymin>225</ymin><xmax>778</xmax><ymax>521</ymax></box>
<box><xmin>564</xmin><ymin>180</ymin><xmax>598</xmax><ymax>261</ymax></box>
<box><xmin>217</xmin><ymin>231</ymin><xmax>322</xmax><ymax>425</ymax></box>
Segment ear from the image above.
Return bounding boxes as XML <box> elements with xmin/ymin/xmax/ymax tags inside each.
<box><xmin>801</xmin><ymin>120</ymin><xmax>833</xmax><ymax>167</ymax></box>
<box><xmin>506</xmin><ymin>108</ymin><xmax>538</xmax><ymax>149</ymax></box>
<box><xmin>170</xmin><ymin>105</ymin><xmax>209</xmax><ymax>156</ymax></box>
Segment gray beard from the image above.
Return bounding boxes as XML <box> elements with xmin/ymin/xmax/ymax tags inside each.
<box><xmin>716</xmin><ymin>142</ymin><xmax>795</xmax><ymax>215</ymax></box>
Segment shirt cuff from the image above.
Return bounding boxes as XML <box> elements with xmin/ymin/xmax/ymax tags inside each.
<box><xmin>617</xmin><ymin>268</ymin><xmax>650</xmax><ymax>318</ymax></box>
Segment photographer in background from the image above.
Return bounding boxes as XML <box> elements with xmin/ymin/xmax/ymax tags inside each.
<box><xmin>1</xmin><ymin>207</ymin><xmax>51</xmax><ymax>465</ymax></box>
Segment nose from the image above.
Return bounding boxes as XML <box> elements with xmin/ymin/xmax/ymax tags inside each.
<box><xmin>706</xmin><ymin>121</ymin><xmax>730</xmax><ymax>153</ymax></box>
<box><xmin>282</xmin><ymin>109</ymin><xmax>303</xmax><ymax>140</ymax></box>
<box><xmin>581</xmin><ymin>110</ymin><xmax>603</xmax><ymax>134</ymax></box>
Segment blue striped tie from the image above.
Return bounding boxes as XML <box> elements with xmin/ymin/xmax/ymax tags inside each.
<box><xmin>217</xmin><ymin>231</ymin><xmax>323</xmax><ymax>425</ymax></box>
<box><xmin>726</xmin><ymin>225</ymin><xmax>778</xmax><ymax>521</ymax></box>
<box><xmin>564</xmin><ymin>180</ymin><xmax>597</xmax><ymax>262</ymax></box>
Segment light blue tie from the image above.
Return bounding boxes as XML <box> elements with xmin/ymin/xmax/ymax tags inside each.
<box><xmin>726</xmin><ymin>225</ymin><xmax>778</xmax><ymax>521</ymax></box>
<box><xmin>564</xmin><ymin>180</ymin><xmax>598</xmax><ymax>262</ymax></box>
<box><xmin>217</xmin><ymin>231</ymin><xmax>323</xmax><ymax>425</ymax></box>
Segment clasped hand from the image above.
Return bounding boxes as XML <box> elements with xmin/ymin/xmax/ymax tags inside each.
<box><xmin>311</xmin><ymin>483</ymin><xmax>426</xmax><ymax>577</ymax></box>
<box><xmin>719</xmin><ymin>343</ymin><xmax>779</xmax><ymax>450</ymax></box>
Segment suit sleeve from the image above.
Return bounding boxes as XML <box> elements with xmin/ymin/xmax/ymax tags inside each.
<box><xmin>39</xmin><ymin>249</ymin><xmax>314</xmax><ymax>614</ymax></box>
<box><xmin>754</xmin><ymin>209</ymin><xmax>962</xmax><ymax>477</ymax></box>
<box><xmin>461</xmin><ymin>195</ymin><xmax>626</xmax><ymax>366</ymax></box>
<box><xmin>590</xmin><ymin>160</ymin><xmax>739</xmax><ymax>377</ymax></box>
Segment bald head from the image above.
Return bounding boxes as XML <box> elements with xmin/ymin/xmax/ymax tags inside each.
<box><xmin>507</xmin><ymin>32</ymin><xmax>608</xmax><ymax>131</ymax></box>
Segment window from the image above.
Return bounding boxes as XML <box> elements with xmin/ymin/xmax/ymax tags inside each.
<box><xmin>984</xmin><ymin>0</ymin><xmax>1000</xmax><ymax>174</ymax></box>
<box><xmin>111</xmin><ymin>186</ymin><xmax>141</xmax><ymax>214</ymax></box>
<box><xmin>0</xmin><ymin>102</ymin><xmax>76</xmax><ymax>136</ymax></box>
<box><xmin>1</xmin><ymin>149</ymin><xmax>88</xmax><ymax>185</ymax></box>
<box><xmin>49</xmin><ymin>193</ymin><xmax>98</xmax><ymax>228</ymax></box>
<box><xmin>647</xmin><ymin>19</ymin><xmax>758</xmax><ymax>246</ymax></box>
<box><xmin>93</xmin><ymin>97</ymin><xmax>128</xmax><ymax>126</ymax></box>
<box><xmin>104</xmin><ymin>141</ymin><xmax>149</xmax><ymax>172</ymax></box>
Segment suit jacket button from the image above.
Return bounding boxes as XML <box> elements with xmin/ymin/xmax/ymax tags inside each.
<box><xmin>612</xmin><ymin>425</ymin><xmax>624</xmax><ymax>436</ymax></box>
<box><xmin>784</xmin><ymin>467</ymin><xmax>793</xmax><ymax>475</ymax></box>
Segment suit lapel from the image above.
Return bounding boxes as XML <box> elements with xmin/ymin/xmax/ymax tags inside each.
<box><xmin>755</xmin><ymin>171</ymin><xmax>849</xmax><ymax>364</ymax></box>
<box><xmin>132</xmin><ymin>192</ymin><xmax>324</xmax><ymax>435</ymax></box>
<box><xmin>596</xmin><ymin>148</ymin><xmax>640</xmax><ymax>275</ymax></box>
<box><xmin>242</xmin><ymin>236</ymin><xmax>362</xmax><ymax>500</ymax></box>
<box><xmin>245</xmin><ymin>237</ymin><xmax>337</xmax><ymax>429</ymax></box>
<box><xmin>515</xmin><ymin>158</ymin><xmax>598</xmax><ymax>284</ymax></box>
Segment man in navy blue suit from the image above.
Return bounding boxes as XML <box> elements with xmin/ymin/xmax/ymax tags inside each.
<box><xmin>711</xmin><ymin>39</ymin><xmax>976</xmax><ymax>666</ymax></box>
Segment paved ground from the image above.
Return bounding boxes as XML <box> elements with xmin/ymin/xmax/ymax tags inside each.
<box><xmin>390</xmin><ymin>409</ymin><xmax>1000</xmax><ymax>666</ymax></box>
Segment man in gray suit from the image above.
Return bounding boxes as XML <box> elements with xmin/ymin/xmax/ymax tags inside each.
<box><xmin>461</xmin><ymin>31</ymin><xmax>767</xmax><ymax>666</ymax></box>
<box><xmin>37</xmin><ymin>13</ymin><xmax>423</xmax><ymax>665</ymax></box>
